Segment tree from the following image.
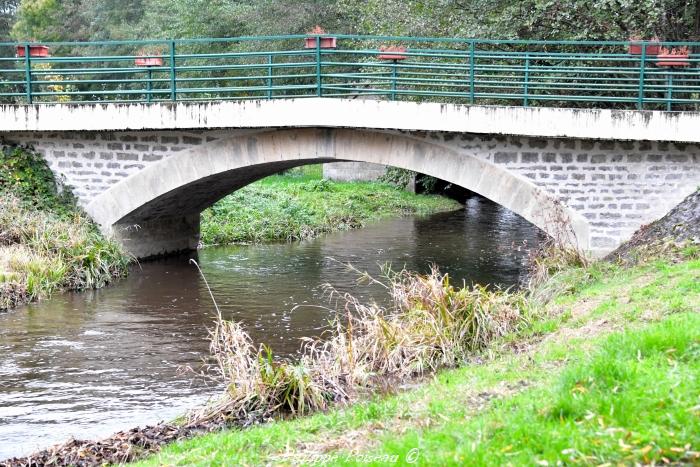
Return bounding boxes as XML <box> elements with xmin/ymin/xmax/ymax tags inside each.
<box><xmin>10</xmin><ymin>0</ymin><xmax>62</xmax><ymax>40</ymax></box>
<box><xmin>0</xmin><ymin>0</ymin><xmax>19</xmax><ymax>41</ymax></box>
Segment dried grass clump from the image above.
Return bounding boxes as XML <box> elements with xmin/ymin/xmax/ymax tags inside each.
<box><xmin>526</xmin><ymin>237</ymin><xmax>591</xmax><ymax>301</ymax></box>
<box><xmin>188</xmin><ymin>264</ymin><xmax>529</xmax><ymax>426</ymax></box>
<box><xmin>525</xmin><ymin>193</ymin><xmax>592</xmax><ymax>303</ymax></box>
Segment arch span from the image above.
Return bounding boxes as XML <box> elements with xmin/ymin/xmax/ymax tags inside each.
<box><xmin>86</xmin><ymin>128</ymin><xmax>590</xmax><ymax>258</ymax></box>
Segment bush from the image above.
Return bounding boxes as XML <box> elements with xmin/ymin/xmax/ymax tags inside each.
<box><xmin>0</xmin><ymin>145</ymin><xmax>76</xmax><ymax>214</ymax></box>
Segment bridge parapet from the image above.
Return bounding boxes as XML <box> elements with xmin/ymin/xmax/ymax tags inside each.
<box><xmin>0</xmin><ymin>35</ymin><xmax>699</xmax><ymax>111</ymax></box>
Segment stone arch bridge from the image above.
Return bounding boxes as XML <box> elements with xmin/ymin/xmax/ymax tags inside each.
<box><xmin>1</xmin><ymin>99</ymin><xmax>699</xmax><ymax>258</ymax></box>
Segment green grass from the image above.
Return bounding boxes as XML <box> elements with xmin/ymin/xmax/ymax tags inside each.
<box><xmin>200</xmin><ymin>165</ymin><xmax>461</xmax><ymax>245</ymax></box>
<box><xmin>136</xmin><ymin>259</ymin><xmax>700</xmax><ymax>466</ymax></box>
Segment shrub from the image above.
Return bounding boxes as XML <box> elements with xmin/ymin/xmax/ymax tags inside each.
<box><xmin>0</xmin><ymin>145</ymin><xmax>76</xmax><ymax>214</ymax></box>
<box><xmin>379</xmin><ymin>167</ymin><xmax>415</xmax><ymax>189</ymax></box>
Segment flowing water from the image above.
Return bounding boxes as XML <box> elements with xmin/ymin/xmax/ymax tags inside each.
<box><xmin>0</xmin><ymin>196</ymin><xmax>541</xmax><ymax>459</ymax></box>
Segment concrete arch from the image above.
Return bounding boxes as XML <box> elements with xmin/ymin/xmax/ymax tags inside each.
<box><xmin>86</xmin><ymin>128</ymin><xmax>590</xmax><ymax>258</ymax></box>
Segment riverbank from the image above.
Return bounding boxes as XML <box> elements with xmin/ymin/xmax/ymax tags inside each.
<box><xmin>200</xmin><ymin>165</ymin><xmax>461</xmax><ymax>245</ymax></box>
<box><xmin>8</xmin><ymin>238</ymin><xmax>696</xmax><ymax>465</ymax></box>
<box><xmin>0</xmin><ymin>146</ymin><xmax>131</xmax><ymax>311</ymax></box>
<box><xmin>135</xmin><ymin>249</ymin><xmax>699</xmax><ymax>465</ymax></box>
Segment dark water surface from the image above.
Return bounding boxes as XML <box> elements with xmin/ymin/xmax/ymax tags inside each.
<box><xmin>0</xmin><ymin>197</ymin><xmax>541</xmax><ymax>459</ymax></box>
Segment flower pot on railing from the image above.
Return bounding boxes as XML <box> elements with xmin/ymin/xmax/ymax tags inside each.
<box><xmin>628</xmin><ymin>36</ymin><xmax>660</xmax><ymax>56</ymax></box>
<box><xmin>135</xmin><ymin>46</ymin><xmax>166</xmax><ymax>67</ymax></box>
<box><xmin>304</xmin><ymin>25</ymin><xmax>337</xmax><ymax>49</ymax></box>
<box><xmin>655</xmin><ymin>47</ymin><xmax>690</xmax><ymax>67</ymax></box>
<box><xmin>135</xmin><ymin>56</ymin><xmax>164</xmax><ymax>67</ymax></box>
<box><xmin>15</xmin><ymin>45</ymin><xmax>50</xmax><ymax>58</ymax></box>
<box><xmin>378</xmin><ymin>46</ymin><xmax>407</xmax><ymax>60</ymax></box>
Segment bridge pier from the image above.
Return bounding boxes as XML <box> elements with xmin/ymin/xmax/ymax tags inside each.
<box><xmin>112</xmin><ymin>214</ymin><xmax>200</xmax><ymax>259</ymax></box>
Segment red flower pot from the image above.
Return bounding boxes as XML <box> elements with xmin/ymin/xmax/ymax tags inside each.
<box><xmin>304</xmin><ymin>37</ymin><xmax>337</xmax><ymax>49</ymax></box>
<box><xmin>15</xmin><ymin>45</ymin><xmax>50</xmax><ymax>58</ymax></box>
<box><xmin>628</xmin><ymin>42</ymin><xmax>660</xmax><ymax>56</ymax></box>
<box><xmin>378</xmin><ymin>46</ymin><xmax>407</xmax><ymax>60</ymax></box>
<box><xmin>655</xmin><ymin>54</ymin><xmax>689</xmax><ymax>67</ymax></box>
<box><xmin>135</xmin><ymin>57</ymin><xmax>164</xmax><ymax>67</ymax></box>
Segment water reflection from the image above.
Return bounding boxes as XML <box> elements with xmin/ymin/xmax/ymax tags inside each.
<box><xmin>0</xmin><ymin>197</ymin><xmax>541</xmax><ymax>458</ymax></box>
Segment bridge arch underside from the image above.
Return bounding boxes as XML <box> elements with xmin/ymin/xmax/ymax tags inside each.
<box><xmin>86</xmin><ymin>128</ymin><xmax>590</xmax><ymax>259</ymax></box>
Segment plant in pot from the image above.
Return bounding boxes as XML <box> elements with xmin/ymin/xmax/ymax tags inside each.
<box><xmin>628</xmin><ymin>35</ymin><xmax>660</xmax><ymax>56</ymax></box>
<box><xmin>656</xmin><ymin>46</ymin><xmax>690</xmax><ymax>67</ymax></box>
<box><xmin>135</xmin><ymin>45</ymin><xmax>165</xmax><ymax>67</ymax></box>
<box><xmin>378</xmin><ymin>45</ymin><xmax>407</xmax><ymax>60</ymax></box>
<box><xmin>15</xmin><ymin>40</ymin><xmax>50</xmax><ymax>58</ymax></box>
<box><xmin>304</xmin><ymin>25</ymin><xmax>337</xmax><ymax>49</ymax></box>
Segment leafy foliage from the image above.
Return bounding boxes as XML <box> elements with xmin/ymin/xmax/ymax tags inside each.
<box><xmin>0</xmin><ymin>144</ymin><xmax>76</xmax><ymax>214</ymax></box>
<box><xmin>7</xmin><ymin>0</ymin><xmax>700</xmax><ymax>42</ymax></box>
<box><xmin>379</xmin><ymin>167</ymin><xmax>415</xmax><ymax>189</ymax></box>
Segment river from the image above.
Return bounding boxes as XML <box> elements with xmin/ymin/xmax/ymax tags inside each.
<box><xmin>0</xmin><ymin>196</ymin><xmax>541</xmax><ymax>459</ymax></box>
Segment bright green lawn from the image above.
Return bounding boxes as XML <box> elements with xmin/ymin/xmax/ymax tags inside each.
<box><xmin>200</xmin><ymin>165</ymin><xmax>460</xmax><ymax>245</ymax></box>
<box><xmin>136</xmin><ymin>258</ymin><xmax>700</xmax><ymax>466</ymax></box>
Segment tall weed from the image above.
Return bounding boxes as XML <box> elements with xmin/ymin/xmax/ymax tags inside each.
<box><xmin>189</xmin><ymin>265</ymin><xmax>529</xmax><ymax>425</ymax></box>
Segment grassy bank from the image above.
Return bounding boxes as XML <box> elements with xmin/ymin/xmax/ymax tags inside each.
<box><xmin>138</xmin><ymin>250</ymin><xmax>699</xmax><ymax>466</ymax></box>
<box><xmin>201</xmin><ymin>165</ymin><xmax>461</xmax><ymax>245</ymax></box>
<box><xmin>0</xmin><ymin>146</ymin><xmax>131</xmax><ymax>311</ymax></box>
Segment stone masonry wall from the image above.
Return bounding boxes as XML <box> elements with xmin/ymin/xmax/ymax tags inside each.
<box><xmin>428</xmin><ymin>132</ymin><xmax>700</xmax><ymax>250</ymax></box>
<box><xmin>3</xmin><ymin>129</ymin><xmax>700</xmax><ymax>251</ymax></box>
<box><xmin>2</xmin><ymin>130</ymin><xmax>226</xmax><ymax>202</ymax></box>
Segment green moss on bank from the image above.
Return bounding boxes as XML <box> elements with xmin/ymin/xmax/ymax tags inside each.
<box><xmin>200</xmin><ymin>166</ymin><xmax>461</xmax><ymax>245</ymax></box>
<box><xmin>136</xmin><ymin>258</ymin><xmax>699</xmax><ymax>466</ymax></box>
<box><xmin>0</xmin><ymin>146</ymin><xmax>131</xmax><ymax>311</ymax></box>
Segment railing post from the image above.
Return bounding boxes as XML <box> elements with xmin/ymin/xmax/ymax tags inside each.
<box><xmin>523</xmin><ymin>53</ymin><xmax>530</xmax><ymax>107</ymax></box>
<box><xmin>267</xmin><ymin>54</ymin><xmax>273</xmax><ymax>100</ymax></box>
<box><xmin>146</xmin><ymin>68</ymin><xmax>153</xmax><ymax>103</ymax></box>
<box><xmin>637</xmin><ymin>45</ymin><xmax>646</xmax><ymax>110</ymax></box>
<box><xmin>315</xmin><ymin>36</ymin><xmax>322</xmax><ymax>97</ymax></box>
<box><xmin>23</xmin><ymin>44</ymin><xmax>32</xmax><ymax>104</ymax></box>
<box><xmin>666</xmin><ymin>72</ymin><xmax>673</xmax><ymax>111</ymax></box>
<box><xmin>390</xmin><ymin>60</ymin><xmax>398</xmax><ymax>101</ymax></box>
<box><xmin>169</xmin><ymin>40</ymin><xmax>177</xmax><ymax>102</ymax></box>
<box><xmin>469</xmin><ymin>40</ymin><xmax>475</xmax><ymax>104</ymax></box>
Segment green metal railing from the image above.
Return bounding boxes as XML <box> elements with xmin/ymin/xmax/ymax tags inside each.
<box><xmin>0</xmin><ymin>35</ymin><xmax>699</xmax><ymax>111</ymax></box>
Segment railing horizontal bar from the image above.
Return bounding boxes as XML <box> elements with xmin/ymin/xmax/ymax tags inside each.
<box><xmin>31</xmin><ymin>77</ymin><xmax>171</xmax><ymax>85</ymax></box>
<box><xmin>176</xmin><ymin>50</ymin><xmax>314</xmax><ymax>60</ymax></box>
<box><xmin>175</xmin><ymin>62</ymin><xmax>316</xmax><ymax>72</ymax></box>
<box><xmin>26</xmin><ymin>62</ymin><xmax>316</xmax><ymax>77</ymax></box>
<box><xmin>324</xmin><ymin>61</ymin><xmax>471</xmax><ymax>72</ymax></box>
<box><xmin>31</xmin><ymin>89</ymin><xmax>173</xmax><ymax>96</ymax></box>
<box><xmin>176</xmin><ymin>84</ymin><xmax>316</xmax><ymax>93</ymax></box>
<box><xmin>175</xmin><ymin>73</ymin><xmax>316</xmax><ymax>83</ymax></box>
